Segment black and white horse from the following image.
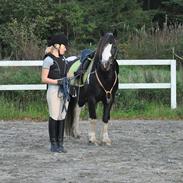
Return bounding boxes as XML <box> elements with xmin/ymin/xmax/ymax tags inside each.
<box><xmin>65</xmin><ymin>30</ymin><xmax>119</xmax><ymax>145</ymax></box>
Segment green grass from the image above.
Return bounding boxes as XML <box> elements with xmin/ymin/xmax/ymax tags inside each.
<box><xmin>111</xmin><ymin>103</ymin><xmax>183</xmax><ymax>120</ymax></box>
<box><xmin>0</xmin><ymin>91</ymin><xmax>48</xmax><ymax>121</ymax></box>
<box><xmin>0</xmin><ymin>65</ymin><xmax>183</xmax><ymax>120</ymax></box>
<box><xmin>79</xmin><ymin>100</ymin><xmax>183</xmax><ymax>120</ymax></box>
<box><xmin>0</xmin><ymin>92</ymin><xmax>183</xmax><ymax>121</ymax></box>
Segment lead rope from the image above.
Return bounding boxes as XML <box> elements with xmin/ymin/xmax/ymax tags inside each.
<box><xmin>57</xmin><ymin>57</ymin><xmax>70</xmax><ymax>112</ymax></box>
<box><xmin>95</xmin><ymin>70</ymin><xmax>118</xmax><ymax>103</ymax></box>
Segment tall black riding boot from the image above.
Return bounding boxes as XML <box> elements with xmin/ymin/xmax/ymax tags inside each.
<box><xmin>48</xmin><ymin>117</ymin><xmax>58</xmax><ymax>152</ymax></box>
<box><xmin>57</xmin><ymin>120</ymin><xmax>67</xmax><ymax>153</ymax></box>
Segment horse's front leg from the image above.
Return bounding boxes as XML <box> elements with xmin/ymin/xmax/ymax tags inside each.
<box><xmin>101</xmin><ymin>102</ymin><xmax>113</xmax><ymax>145</ymax></box>
<box><xmin>88</xmin><ymin>99</ymin><xmax>98</xmax><ymax>145</ymax></box>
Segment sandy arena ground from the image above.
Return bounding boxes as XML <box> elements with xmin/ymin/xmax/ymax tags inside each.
<box><xmin>0</xmin><ymin>120</ymin><xmax>183</xmax><ymax>183</ymax></box>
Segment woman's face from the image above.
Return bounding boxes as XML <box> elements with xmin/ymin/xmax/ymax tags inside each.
<box><xmin>59</xmin><ymin>44</ymin><xmax>67</xmax><ymax>55</ymax></box>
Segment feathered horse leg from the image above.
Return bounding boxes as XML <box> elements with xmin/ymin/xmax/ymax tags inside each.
<box><xmin>88</xmin><ymin>118</ymin><xmax>98</xmax><ymax>145</ymax></box>
<box><xmin>101</xmin><ymin>123</ymin><xmax>111</xmax><ymax>146</ymax></box>
<box><xmin>72</xmin><ymin>105</ymin><xmax>81</xmax><ymax>138</ymax></box>
<box><xmin>100</xmin><ymin>102</ymin><xmax>112</xmax><ymax>145</ymax></box>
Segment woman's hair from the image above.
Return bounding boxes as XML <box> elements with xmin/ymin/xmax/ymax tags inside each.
<box><xmin>45</xmin><ymin>44</ymin><xmax>60</xmax><ymax>54</ymax></box>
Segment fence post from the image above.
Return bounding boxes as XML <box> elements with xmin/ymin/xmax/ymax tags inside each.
<box><xmin>171</xmin><ymin>59</ymin><xmax>176</xmax><ymax>109</ymax></box>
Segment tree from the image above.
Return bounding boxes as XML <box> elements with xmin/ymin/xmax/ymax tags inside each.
<box><xmin>0</xmin><ymin>0</ymin><xmax>55</xmax><ymax>59</ymax></box>
<box><xmin>161</xmin><ymin>0</ymin><xmax>183</xmax><ymax>23</ymax></box>
<box><xmin>139</xmin><ymin>0</ymin><xmax>161</xmax><ymax>10</ymax></box>
<box><xmin>150</xmin><ymin>0</ymin><xmax>183</xmax><ymax>29</ymax></box>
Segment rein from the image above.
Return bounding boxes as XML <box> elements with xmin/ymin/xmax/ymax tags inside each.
<box><xmin>95</xmin><ymin>69</ymin><xmax>118</xmax><ymax>103</ymax></box>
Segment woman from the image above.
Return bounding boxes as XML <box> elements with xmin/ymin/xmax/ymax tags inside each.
<box><xmin>42</xmin><ymin>34</ymin><xmax>71</xmax><ymax>153</ymax></box>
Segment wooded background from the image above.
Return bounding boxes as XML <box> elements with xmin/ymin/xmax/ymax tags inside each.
<box><xmin>0</xmin><ymin>0</ymin><xmax>182</xmax><ymax>59</ymax></box>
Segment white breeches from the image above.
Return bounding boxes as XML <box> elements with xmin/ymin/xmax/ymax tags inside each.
<box><xmin>46</xmin><ymin>85</ymin><xmax>69</xmax><ymax>120</ymax></box>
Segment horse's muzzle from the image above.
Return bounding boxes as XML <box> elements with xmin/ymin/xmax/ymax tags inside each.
<box><xmin>101</xmin><ymin>61</ymin><xmax>111</xmax><ymax>71</ymax></box>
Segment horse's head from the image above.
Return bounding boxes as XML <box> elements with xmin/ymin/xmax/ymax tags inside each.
<box><xmin>95</xmin><ymin>30</ymin><xmax>118</xmax><ymax>71</ymax></box>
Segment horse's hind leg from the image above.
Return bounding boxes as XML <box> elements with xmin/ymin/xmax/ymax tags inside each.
<box><xmin>72</xmin><ymin>105</ymin><xmax>81</xmax><ymax>138</ymax></box>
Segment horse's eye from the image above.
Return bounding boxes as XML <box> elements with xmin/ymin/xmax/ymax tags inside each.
<box><xmin>111</xmin><ymin>46</ymin><xmax>116</xmax><ymax>54</ymax></box>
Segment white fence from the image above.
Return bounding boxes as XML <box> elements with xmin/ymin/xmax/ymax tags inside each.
<box><xmin>0</xmin><ymin>59</ymin><xmax>176</xmax><ymax>109</ymax></box>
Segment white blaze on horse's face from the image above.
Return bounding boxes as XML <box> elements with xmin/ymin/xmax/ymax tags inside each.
<box><xmin>102</xmin><ymin>43</ymin><xmax>112</xmax><ymax>69</ymax></box>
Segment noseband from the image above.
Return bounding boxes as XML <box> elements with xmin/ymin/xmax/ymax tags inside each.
<box><xmin>95</xmin><ymin>70</ymin><xmax>118</xmax><ymax>104</ymax></box>
<box><xmin>107</xmin><ymin>46</ymin><xmax>118</xmax><ymax>66</ymax></box>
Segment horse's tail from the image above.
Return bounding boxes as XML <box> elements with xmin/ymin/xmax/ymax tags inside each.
<box><xmin>65</xmin><ymin>96</ymin><xmax>77</xmax><ymax>136</ymax></box>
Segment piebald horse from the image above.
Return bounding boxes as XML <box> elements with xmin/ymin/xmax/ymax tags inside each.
<box><xmin>65</xmin><ymin>30</ymin><xmax>119</xmax><ymax>145</ymax></box>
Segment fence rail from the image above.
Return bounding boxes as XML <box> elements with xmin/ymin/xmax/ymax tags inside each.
<box><xmin>0</xmin><ymin>59</ymin><xmax>176</xmax><ymax>108</ymax></box>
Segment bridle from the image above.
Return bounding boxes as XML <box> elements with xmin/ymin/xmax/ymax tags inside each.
<box><xmin>94</xmin><ymin>41</ymin><xmax>118</xmax><ymax>103</ymax></box>
<box><xmin>95</xmin><ymin>69</ymin><xmax>118</xmax><ymax>104</ymax></box>
<box><xmin>107</xmin><ymin>45</ymin><xmax>118</xmax><ymax>67</ymax></box>
<box><xmin>99</xmin><ymin>37</ymin><xmax>118</xmax><ymax>68</ymax></box>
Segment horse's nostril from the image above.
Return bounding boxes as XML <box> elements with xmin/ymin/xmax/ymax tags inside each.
<box><xmin>104</xmin><ymin>63</ymin><xmax>108</xmax><ymax>69</ymax></box>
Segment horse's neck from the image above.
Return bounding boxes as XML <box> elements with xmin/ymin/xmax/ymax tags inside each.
<box><xmin>92</xmin><ymin>56</ymin><xmax>99</xmax><ymax>70</ymax></box>
<box><xmin>97</xmin><ymin>65</ymin><xmax>115</xmax><ymax>80</ymax></box>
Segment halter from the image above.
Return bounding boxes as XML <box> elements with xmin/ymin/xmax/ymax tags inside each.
<box><xmin>95</xmin><ymin>70</ymin><xmax>118</xmax><ymax>103</ymax></box>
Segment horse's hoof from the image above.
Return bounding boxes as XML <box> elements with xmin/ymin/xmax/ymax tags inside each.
<box><xmin>73</xmin><ymin>131</ymin><xmax>81</xmax><ymax>139</ymax></box>
<box><xmin>76</xmin><ymin>135</ymin><xmax>81</xmax><ymax>139</ymax></box>
<box><xmin>73</xmin><ymin>134</ymin><xmax>81</xmax><ymax>139</ymax></box>
<box><xmin>101</xmin><ymin>140</ymin><xmax>112</xmax><ymax>146</ymax></box>
<box><xmin>88</xmin><ymin>140</ymin><xmax>98</xmax><ymax>146</ymax></box>
<box><xmin>106</xmin><ymin>142</ymin><xmax>112</xmax><ymax>146</ymax></box>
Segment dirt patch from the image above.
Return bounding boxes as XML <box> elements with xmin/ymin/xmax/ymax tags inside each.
<box><xmin>0</xmin><ymin>120</ymin><xmax>183</xmax><ymax>183</ymax></box>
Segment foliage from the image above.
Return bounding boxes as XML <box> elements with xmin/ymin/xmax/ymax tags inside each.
<box><xmin>150</xmin><ymin>0</ymin><xmax>183</xmax><ymax>30</ymax></box>
<box><xmin>0</xmin><ymin>0</ymin><xmax>55</xmax><ymax>59</ymax></box>
<box><xmin>0</xmin><ymin>0</ymin><xmax>154</xmax><ymax>59</ymax></box>
<box><xmin>53</xmin><ymin>1</ymin><xmax>96</xmax><ymax>43</ymax></box>
<box><xmin>1</xmin><ymin>19</ymin><xmax>44</xmax><ymax>59</ymax></box>
<box><xmin>0</xmin><ymin>0</ymin><xmax>55</xmax><ymax>37</ymax></box>
<box><xmin>0</xmin><ymin>91</ymin><xmax>47</xmax><ymax>121</ymax></box>
<box><xmin>120</xmin><ymin>23</ymin><xmax>183</xmax><ymax>59</ymax></box>
<box><xmin>0</xmin><ymin>0</ymin><xmax>183</xmax><ymax>59</ymax></box>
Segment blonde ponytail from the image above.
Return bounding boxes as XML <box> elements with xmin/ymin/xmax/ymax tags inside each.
<box><xmin>45</xmin><ymin>46</ymin><xmax>53</xmax><ymax>54</ymax></box>
<box><xmin>53</xmin><ymin>44</ymin><xmax>60</xmax><ymax>49</ymax></box>
<box><xmin>45</xmin><ymin>44</ymin><xmax>60</xmax><ymax>55</ymax></box>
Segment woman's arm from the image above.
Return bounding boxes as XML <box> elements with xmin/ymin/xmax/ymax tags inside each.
<box><xmin>41</xmin><ymin>68</ymin><xmax>58</xmax><ymax>85</ymax></box>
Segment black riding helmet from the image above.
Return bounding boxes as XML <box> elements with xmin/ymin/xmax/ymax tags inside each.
<box><xmin>48</xmin><ymin>34</ymin><xmax>69</xmax><ymax>47</ymax></box>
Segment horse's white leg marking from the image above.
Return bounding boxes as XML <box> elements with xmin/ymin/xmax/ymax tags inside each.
<box><xmin>101</xmin><ymin>123</ymin><xmax>111</xmax><ymax>145</ymax></box>
<box><xmin>88</xmin><ymin>118</ymin><xmax>97</xmax><ymax>144</ymax></box>
<box><xmin>73</xmin><ymin>105</ymin><xmax>81</xmax><ymax>138</ymax></box>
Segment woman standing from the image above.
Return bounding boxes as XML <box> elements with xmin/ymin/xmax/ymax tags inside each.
<box><xmin>42</xmin><ymin>34</ymin><xmax>70</xmax><ymax>153</ymax></box>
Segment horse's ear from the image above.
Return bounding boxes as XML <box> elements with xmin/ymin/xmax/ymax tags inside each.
<box><xmin>100</xmin><ymin>30</ymin><xmax>105</xmax><ymax>37</ymax></box>
<box><xmin>113</xmin><ymin>29</ymin><xmax>117</xmax><ymax>38</ymax></box>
